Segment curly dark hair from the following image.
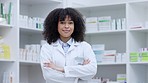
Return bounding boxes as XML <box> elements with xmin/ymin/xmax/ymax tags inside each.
<box><xmin>43</xmin><ymin>7</ymin><xmax>86</xmax><ymax>44</ymax></box>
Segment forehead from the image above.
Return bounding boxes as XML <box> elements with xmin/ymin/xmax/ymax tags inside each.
<box><xmin>59</xmin><ymin>15</ymin><xmax>72</xmax><ymax>21</ymax></box>
<box><xmin>65</xmin><ymin>16</ymin><xmax>72</xmax><ymax>20</ymax></box>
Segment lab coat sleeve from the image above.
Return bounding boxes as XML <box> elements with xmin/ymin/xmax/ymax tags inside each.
<box><xmin>40</xmin><ymin>44</ymin><xmax>75</xmax><ymax>82</ymax></box>
<box><xmin>64</xmin><ymin>42</ymin><xmax>97</xmax><ymax>80</ymax></box>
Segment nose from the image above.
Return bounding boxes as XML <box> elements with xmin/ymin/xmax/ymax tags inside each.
<box><xmin>65</xmin><ymin>23</ymin><xmax>69</xmax><ymax>28</ymax></box>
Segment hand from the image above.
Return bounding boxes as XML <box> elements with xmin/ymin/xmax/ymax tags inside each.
<box><xmin>44</xmin><ymin>59</ymin><xmax>64</xmax><ymax>72</ymax></box>
<box><xmin>83</xmin><ymin>59</ymin><xmax>90</xmax><ymax>65</ymax></box>
<box><xmin>44</xmin><ymin>60</ymin><xmax>56</xmax><ymax>69</ymax></box>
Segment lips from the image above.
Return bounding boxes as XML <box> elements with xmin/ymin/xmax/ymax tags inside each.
<box><xmin>63</xmin><ymin>30</ymin><xmax>70</xmax><ymax>33</ymax></box>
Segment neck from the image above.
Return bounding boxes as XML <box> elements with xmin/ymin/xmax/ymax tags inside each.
<box><xmin>60</xmin><ymin>37</ymin><xmax>71</xmax><ymax>43</ymax></box>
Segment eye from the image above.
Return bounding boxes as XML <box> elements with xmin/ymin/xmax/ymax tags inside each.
<box><xmin>59</xmin><ymin>21</ymin><xmax>66</xmax><ymax>24</ymax></box>
<box><xmin>69</xmin><ymin>21</ymin><xmax>74</xmax><ymax>24</ymax></box>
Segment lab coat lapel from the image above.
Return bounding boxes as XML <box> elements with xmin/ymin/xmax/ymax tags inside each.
<box><xmin>68</xmin><ymin>41</ymin><xmax>80</xmax><ymax>52</ymax></box>
<box><xmin>52</xmin><ymin>41</ymin><xmax>65</xmax><ymax>55</ymax></box>
<box><xmin>52</xmin><ymin>40</ymin><xmax>80</xmax><ymax>55</ymax></box>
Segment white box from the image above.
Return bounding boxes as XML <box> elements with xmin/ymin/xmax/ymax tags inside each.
<box><xmin>116</xmin><ymin>19</ymin><xmax>122</xmax><ymax>30</ymax></box>
<box><xmin>86</xmin><ymin>17</ymin><xmax>98</xmax><ymax>32</ymax></box>
<box><xmin>121</xmin><ymin>53</ymin><xmax>128</xmax><ymax>62</ymax></box>
<box><xmin>98</xmin><ymin>16</ymin><xmax>111</xmax><ymax>31</ymax></box>
<box><xmin>102</xmin><ymin>50</ymin><xmax>116</xmax><ymax>63</ymax></box>
<box><xmin>121</xmin><ymin>18</ymin><xmax>126</xmax><ymax>30</ymax></box>
<box><xmin>116</xmin><ymin>53</ymin><xmax>122</xmax><ymax>62</ymax></box>
<box><xmin>111</xmin><ymin>19</ymin><xmax>116</xmax><ymax>30</ymax></box>
<box><xmin>92</xmin><ymin>44</ymin><xmax>105</xmax><ymax>63</ymax></box>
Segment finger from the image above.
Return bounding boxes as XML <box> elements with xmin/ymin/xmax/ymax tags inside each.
<box><xmin>87</xmin><ymin>59</ymin><xmax>90</xmax><ymax>61</ymax></box>
<box><xmin>87</xmin><ymin>60</ymin><xmax>90</xmax><ymax>63</ymax></box>
<box><xmin>85</xmin><ymin>59</ymin><xmax>89</xmax><ymax>61</ymax></box>
<box><xmin>85</xmin><ymin>59</ymin><xmax>88</xmax><ymax>62</ymax></box>
<box><xmin>44</xmin><ymin>63</ymin><xmax>49</xmax><ymax>67</ymax></box>
<box><xmin>85</xmin><ymin>61</ymin><xmax>89</xmax><ymax>64</ymax></box>
<box><xmin>84</xmin><ymin>59</ymin><xmax>89</xmax><ymax>62</ymax></box>
<box><xmin>84</xmin><ymin>59</ymin><xmax>90</xmax><ymax>64</ymax></box>
<box><xmin>83</xmin><ymin>61</ymin><xmax>88</xmax><ymax>65</ymax></box>
<box><xmin>87</xmin><ymin>59</ymin><xmax>90</xmax><ymax>62</ymax></box>
<box><xmin>43</xmin><ymin>63</ymin><xmax>48</xmax><ymax>67</ymax></box>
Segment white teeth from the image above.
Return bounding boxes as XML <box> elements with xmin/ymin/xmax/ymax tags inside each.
<box><xmin>63</xmin><ymin>30</ymin><xmax>69</xmax><ymax>33</ymax></box>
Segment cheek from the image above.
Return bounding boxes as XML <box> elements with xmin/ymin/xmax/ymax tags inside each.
<box><xmin>71</xmin><ymin>29</ymin><xmax>74</xmax><ymax>33</ymax></box>
<box><xmin>58</xmin><ymin>28</ymin><xmax>62</xmax><ymax>35</ymax></box>
<box><xmin>58</xmin><ymin>25</ymin><xmax>62</xmax><ymax>32</ymax></box>
<box><xmin>71</xmin><ymin>26</ymin><xmax>74</xmax><ymax>32</ymax></box>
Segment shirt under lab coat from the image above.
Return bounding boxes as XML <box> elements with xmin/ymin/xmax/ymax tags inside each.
<box><xmin>40</xmin><ymin>39</ymin><xmax>97</xmax><ymax>83</ymax></box>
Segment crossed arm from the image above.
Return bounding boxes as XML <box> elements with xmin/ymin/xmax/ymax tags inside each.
<box><xmin>43</xmin><ymin>59</ymin><xmax>90</xmax><ymax>72</ymax></box>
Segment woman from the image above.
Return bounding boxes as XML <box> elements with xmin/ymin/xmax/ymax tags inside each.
<box><xmin>40</xmin><ymin>7</ymin><xmax>97</xmax><ymax>83</ymax></box>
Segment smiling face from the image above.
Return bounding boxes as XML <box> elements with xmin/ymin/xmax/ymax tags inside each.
<box><xmin>58</xmin><ymin>15</ymin><xmax>74</xmax><ymax>42</ymax></box>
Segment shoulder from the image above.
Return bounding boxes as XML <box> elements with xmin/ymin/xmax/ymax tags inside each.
<box><xmin>80</xmin><ymin>41</ymin><xmax>91</xmax><ymax>48</ymax></box>
<box><xmin>41</xmin><ymin>43</ymin><xmax>53</xmax><ymax>50</ymax></box>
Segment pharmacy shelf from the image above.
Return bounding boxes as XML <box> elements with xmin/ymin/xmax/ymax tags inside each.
<box><xmin>86</xmin><ymin>30</ymin><xmax>126</xmax><ymax>35</ymax></box>
<box><xmin>20</xmin><ymin>27</ymin><xmax>43</xmax><ymax>35</ymax></box>
<box><xmin>0</xmin><ymin>24</ymin><xmax>13</xmax><ymax>28</ymax></box>
<box><xmin>97</xmin><ymin>62</ymin><xmax>127</xmax><ymax>66</ymax></box>
<box><xmin>127</xmin><ymin>1</ymin><xmax>148</xmax><ymax>83</ymax></box>
<box><xmin>98</xmin><ymin>62</ymin><xmax>127</xmax><ymax>66</ymax></box>
<box><xmin>19</xmin><ymin>60</ymin><xmax>40</xmax><ymax>66</ymax></box>
<box><xmin>130</xmin><ymin>62</ymin><xmax>148</xmax><ymax>65</ymax></box>
<box><xmin>129</xmin><ymin>28</ymin><xmax>148</xmax><ymax>32</ymax></box>
<box><xmin>0</xmin><ymin>59</ymin><xmax>15</xmax><ymax>62</ymax></box>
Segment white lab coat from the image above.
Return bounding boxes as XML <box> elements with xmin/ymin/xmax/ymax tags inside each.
<box><xmin>40</xmin><ymin>39</ymin><xmax>97</xmax><ymax>83</ymax></box>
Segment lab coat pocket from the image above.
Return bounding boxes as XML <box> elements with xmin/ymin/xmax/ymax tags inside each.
<box><xmin>74</xmin><ymin>56</ymin><xmax>84</xmax><ymax>65</ymax></box>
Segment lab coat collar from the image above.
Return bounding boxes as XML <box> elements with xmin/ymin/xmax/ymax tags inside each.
<box><xmin>59</xmin><ymin>38</ymin><xmax>73</xmax><ymax>46</ymax></box>
<box><xmin>52</xmin><ymin>38</ymin><xmax>80</xmax><ymax>46</ymax></box>
<box><xmin>52</xmin><ymin>38</ymin><xmax>80</xmax><ymax>55</ymax></box>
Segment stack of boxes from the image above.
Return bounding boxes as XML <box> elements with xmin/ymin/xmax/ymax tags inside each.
<box><xmin>98</xmin><ymin>16</ymin><xmax>112</xmax><ymax>31</ymax></box>
<box><xmin>19</xmin><ymin>44</ymin><xmax>41</xmax><ymax>62</ymax></box>
<box><xmin>19</xmin><ymin>40</ymin><xmax>46</xmax><ymax>62</ymax></box>
<box><xmin>85</xmin><ymin>16</ymin><xmax>126</xmax><ymax>32</ymax></box>
<box><xmin>85</xmin><ymin>17</ymin><xmax>98</xmax><ymax>32</ymax></box>
<box><xmin>92</xmin><ymin>44</ymin><xmax>127</xmax><ymax>63</ymax></box>
<box><xmin>92</xmin><ymin>44</ymin><xmax>104</xmax><ymax>63</ymax></box>
<box><xmin>130</xmin><ymin>48</ymin><xmax>148</xmax><ymax>62</ymax></box>
<box><xmin>19</xmin><ymin>15</ymin><xmax>44</xmax><ymax>30</ymax></box>
<box><xmin>103</xmin><ymin>50</ymin><xmax>116</xmax><ymax>63</ymax></box>
<box><xmin>130</xmin><ymin>52</ymin><xmax>139</xmax><ymax>62</ymax></box>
